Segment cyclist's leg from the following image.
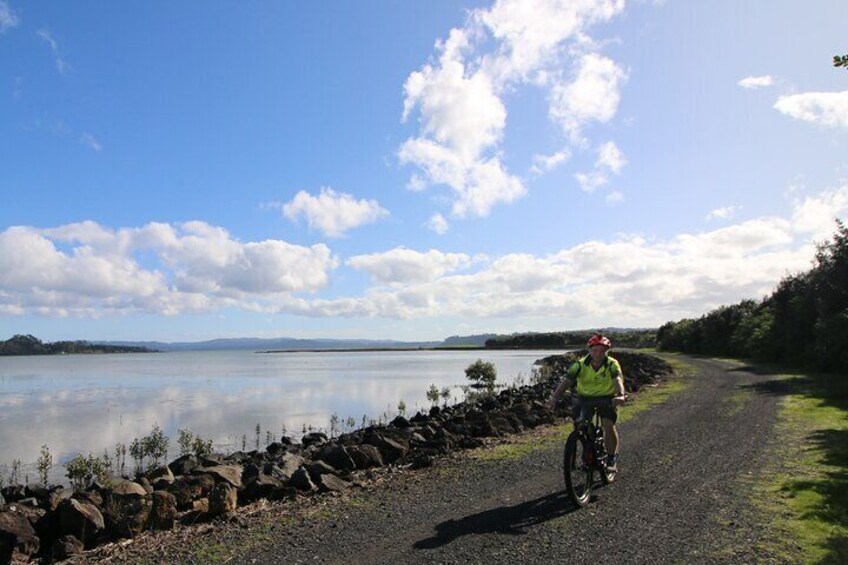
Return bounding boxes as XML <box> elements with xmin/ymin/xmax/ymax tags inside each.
<box><xmin>571</xmin><ymin>396</ymin><xmax>589</xmax><ymax>430</ymax></box>
<box><xmin>601</xmin><ymin>417</ymin><xmax>619</xmax><ymax>457</ymax></box>
<box><xmin>599</xmin><ymin>403</ymin><xmax>619</xmax><ymax>458</ymax></box>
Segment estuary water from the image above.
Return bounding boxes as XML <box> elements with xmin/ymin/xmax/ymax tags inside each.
<box><xmin>0</xmin><ymin>349</ymin><xmax>555</xmax><ymax>481</ymax></box>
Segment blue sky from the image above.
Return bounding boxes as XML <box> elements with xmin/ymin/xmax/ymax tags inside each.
<box><xmin>1</xmin><ymin>0</ymin><xmax>846</xmax><ymax>343</ymax></box>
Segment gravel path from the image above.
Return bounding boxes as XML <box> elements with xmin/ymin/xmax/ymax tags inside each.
<box><xmin>214</xmin><ymin>356</ymin><xmax>791</xmax><ymax>565</ymax></box>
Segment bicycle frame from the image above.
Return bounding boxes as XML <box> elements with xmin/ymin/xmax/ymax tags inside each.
<box><xmin>563</xmin><ymin>398</ymin><xmax>616</xmax><ymax>507</ymax></box>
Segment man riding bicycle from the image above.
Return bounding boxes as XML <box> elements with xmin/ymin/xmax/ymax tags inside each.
<box><xmin>548</xmin><ymin>334</ymin><xmax>627</xmax><ymax>471</ymax></box>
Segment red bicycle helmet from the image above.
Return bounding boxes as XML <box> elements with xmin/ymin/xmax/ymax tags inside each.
<box><xmin>587</xmin><ymin>334</ymin><xmax>612</xmax><ymax>348</ymax></box>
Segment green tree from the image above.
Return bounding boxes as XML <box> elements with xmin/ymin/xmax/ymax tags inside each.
<box><xmin>465</xmin><ymin>359</ymin><xmax>497</xmax><ymax>391</ymax></box>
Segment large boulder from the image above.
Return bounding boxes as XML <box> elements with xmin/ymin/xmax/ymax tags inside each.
<box><xmin>207</xmin><ymin>483</ymin><xmax>238</xmax><ymax>517</ymax></box>
<box><xmin>149</xmin><ymin>491</ymin><xmax>178</xmax><ymax>531</ymax></box>
<box><xmin>277</xmin><ymin>453</ymin><xmax>305</xmax><ymax>479</ymax></box>
<box><xmin>347</xmin><ymin>445</ymin><xmax>384</xmax><ymax>469</ymax></box>
<box><xmin>0</xmin><ymin>510</ymin><xmax>40</xmax><ymax>562</ymax></box>
<box><xmin>364</xmin><ymin>431</ymin><xmax>408</xmax><ymax>464</ymax></box>
<box><xmin>52</xmin><ymin>534</ymin><xmax>84</xmax><ymax>561</ymax></box>
<box><xmin>168</xmin><ymin>475</ymin><xmax>215</xmax><ymax>510</ymax></box>
<box><xmin>199</xmin><ymin>465</ymin><xmax>244</xmax><ymax>489</ymax></box>
<box><xmin>288</xmin><ymin>468</ymin><xmax>317</xmax><ymax>492</ymax></box>
<box><xmin>168</xmin><ymin>454</ymin><xmax>199</xmax><ymax>476</ymax></box>
<box><xmin>315</xmin><ymin>445</ymin><xmax>356</xmax><ymax>472</ymax></box>
<box><xmin>314</xmin><ymin>473</ymin><xmax>347</xmax><ymax>493</ymax></box>
<box><xmin>241</xmin><ymin>473</ymin><xmax>283</xmax><ymax>503</ymax></box>
<box><xmin>102</xmin><ymin>488</ymin><xmax>152</xmax><ymax>540</ymax></box>
<box><xmin>301</xmin><ymin>432</ymin><xmax>328</xmax><ymax>448</ymax></box>
<box><xmin>57</xmin><ymin>498</ymin><xmax>104</xmax><ymax>547</ymax></box>
<box><xmin>147</xmin><ymin>465</ymin><xmax>176</xmax><ymax>489</ymax></box>
<box><xmin>107</xmin><ymin>479</ymin><xmax>148</xmax><ymax>498</ymax></box>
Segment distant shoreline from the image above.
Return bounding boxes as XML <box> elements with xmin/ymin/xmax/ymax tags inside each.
<box><xmin>257</xmin><ymin>345</ymin><xmax>581</xmax><ymax>354</ymax></box>
<box><xmin>258</xmin><ymin>346</ymin><xmax>486</xmax><ymax>353</ymax></box>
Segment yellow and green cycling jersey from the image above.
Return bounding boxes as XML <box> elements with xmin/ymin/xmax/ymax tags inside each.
<box><xmin>567</xmin><ymin>355</ymin><xmax>623</xmax><ymax>397</ymax></box>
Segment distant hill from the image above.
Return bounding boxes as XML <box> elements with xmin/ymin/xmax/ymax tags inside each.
<box><xmin>440</xmin><ymin>333</ymin><xmax>500</xmax><ymax>347</ymax></box>
<box><xmin>0</xmin><ymin>334</ymin><xmax>156</xmax><ymax>356</ymax></box>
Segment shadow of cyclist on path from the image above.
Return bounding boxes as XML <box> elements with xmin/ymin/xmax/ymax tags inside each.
<box><xmin>413</xmin><ymin>491</ymin><xmax>579</xmax><ymax>550</ymax></box>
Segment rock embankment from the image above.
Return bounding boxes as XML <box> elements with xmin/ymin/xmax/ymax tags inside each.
<box><xmin>0</xmin><ymin>351</ymin><xmax>673</xmax><ymax>563</ymax></box>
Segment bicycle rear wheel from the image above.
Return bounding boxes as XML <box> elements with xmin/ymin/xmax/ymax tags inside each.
<box><xmin>563</xmin><ymin>432</ymin><xmax>592</xmax><ymax>507</ymax></box>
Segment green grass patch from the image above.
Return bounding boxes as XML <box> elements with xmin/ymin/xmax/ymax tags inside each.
<box><xmin>617</xmin><ymin>377</ymin><xmax>690</xmax><ymax>425</ymax></box>
<box><xmin>474</xmin><ymin>425</ymin><xmax>572</xmax><ymax>461</ymax></box>
<box><xmin>747</xmin><ymin>371</ymin><xmax>848</xmax><ymax>564</ymax></box>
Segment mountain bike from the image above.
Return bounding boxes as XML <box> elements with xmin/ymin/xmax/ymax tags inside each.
<box><xmin>562</xmin><ymin>396</ymin><xmax>621</xmax><ymax>507</ymax></box>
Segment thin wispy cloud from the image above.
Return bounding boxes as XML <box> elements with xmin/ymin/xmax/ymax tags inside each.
<box><xmin>774</xmin><ymin>90</ymin><xmax>848</xmax><ymax>128</ymax></box>
<box><xmin>531</xmin><ymin>149</ymin><xmax>571</xmax><ymax>176</ymax></box>
<box><xmin>738</xmin><ymin>75</ymin><xmax>774</xmax><ymax>89</ymax></box>
<box><xmin>37</xmin><ymin>28</ymin><xmax>71</xmax><ymax>74</ymax></box>
<box><xmin>80</xmin><ymin>132</ymin><xmax>102</xmax><ymax>152</ymax></box>
<box><xmin>283</xmin><ymin>188</ymin><xmax>389</xmax><ymax>238</ymax></box>
<box><xmin>0</xmin><ymin>1</ymin><xmax>19</xmax><ymax>33</ymax></box>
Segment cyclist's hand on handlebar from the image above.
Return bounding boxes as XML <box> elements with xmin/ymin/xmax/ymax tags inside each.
<box><xmin>612</xmin><ymin>394</ymin><xmax>628</xmax><ymax>407</ymax></box>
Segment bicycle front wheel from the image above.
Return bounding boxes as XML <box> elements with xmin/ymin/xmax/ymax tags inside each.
<box><xmin>563</xmin><ymin>432</ymin><xmax>592</xmax><ymax>507</ymax></box>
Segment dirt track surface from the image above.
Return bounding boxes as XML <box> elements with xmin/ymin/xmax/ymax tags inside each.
<box><xmin>90</xmin><ymin>355</ymin><xmax>792</xmax><ymax>564</ymax></box>
<box><xmin>199</xmin><ymin>356</ymin><xmax>785</xmax><ymax>565</ymax></box>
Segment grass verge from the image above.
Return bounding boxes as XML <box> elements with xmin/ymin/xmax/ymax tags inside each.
<box><xmin>744</xmin><ymin>370</ymin><xmax>848</xmax><ymax>564</ymax></box>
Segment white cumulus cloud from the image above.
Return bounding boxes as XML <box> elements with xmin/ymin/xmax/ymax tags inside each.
<box><xmin>282</xmin><ymin>188</ymin><xmax>389</xmax><ymax>238</ymax></box>
<box><xmin>0</xmin><ymin>221</ymin><xmax>339</xmax><ymax>317</ymax></box>
<box><xmin>347</xmin><ymin>248</ymin><xmax>471</xmax><ymax>285</ymax></box>
<box><xmin>400</xmin><ymin>0</ymin><xmax>628</xmax><ymax>221</ymax></box>
<box><xmin>549</xmin><ymin>53</ymin><xmax>627</xmax><ymax>141</ymax></box>
<box><xmin>774</xmin><ymin>91</ymin><xmax>848</xmax><ymax>128</ymax></box>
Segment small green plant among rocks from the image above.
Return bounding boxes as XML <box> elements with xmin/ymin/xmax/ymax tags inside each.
<box><xmin>64</xmin><ymin>453</ymin><xmax>109</xmax><ymax>490</ymax></box>
<box><xmin>397</xmin><ymin>400</ymin><xmax>407</xmax><ymax>418</ymax></box>
<box><xmin>36</xmin><ymin>444</ymin><xmax>52</xmax><ymax>485</ymax></box>
<box><xmin>115</xmin><ymin>442</ymin><xmax>127</xmax><ymax>476</ymax></box>
<box><xmin>143</xmin><ymin>424</ymin><xmax>169</xmax><ymax>469</ymax></box>
<box><xmin>465</xmin><ymin>359</ymin><xmax>497</xmax><ymax>392</ymax></box>
<box><xmin>10</xmin><ymin>459</ymin><xmax>21</xmax><ymax>486</ymax></box>
<box><xmin>426</xmin><ymin>384</ymin><xmax>440</xmax><ymax>406</ymax></box>
<box><xmin>441</xmin><ymin>386</ymin><xmax>451</xmax><ymax>406</ymax></box>
<box><xmin>329</xmin><ymin>413</ymin><xmax>340</xmax><ymax>437</ymax></box>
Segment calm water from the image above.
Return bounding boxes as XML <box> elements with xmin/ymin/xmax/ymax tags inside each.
<box><xmin>0</xmin><ymin>349</ymin><xmax>555</xmax><ymax>481</ymax></box>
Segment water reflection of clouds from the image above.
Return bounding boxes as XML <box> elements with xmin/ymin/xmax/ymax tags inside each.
<box><xmin>1</xmin><ymin>350</ymin><xmax>546</xmax><ymax>482</ymax></box>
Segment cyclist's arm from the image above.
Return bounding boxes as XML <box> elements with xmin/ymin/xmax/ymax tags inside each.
<box><xmin>548</xmin><ymin>376</ymin><xmax>574</xmax><ymax>411</ymax></box>
<box><xmin>612</xmin><ymin>371</ymin><xmax>626</xmax><ymax>406</ymax></box>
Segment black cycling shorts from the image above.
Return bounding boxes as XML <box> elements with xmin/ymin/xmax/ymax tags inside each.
<box><xmin>572</xmin><ymin>395</ymin><xmax>617</xmax><ymax>424</ymax></box>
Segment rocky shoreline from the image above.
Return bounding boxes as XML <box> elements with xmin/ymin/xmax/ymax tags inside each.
<box><xmin>0</xmin><ymin>351</ymin><xmax>673</xmax><ymax>563</ymax></box>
